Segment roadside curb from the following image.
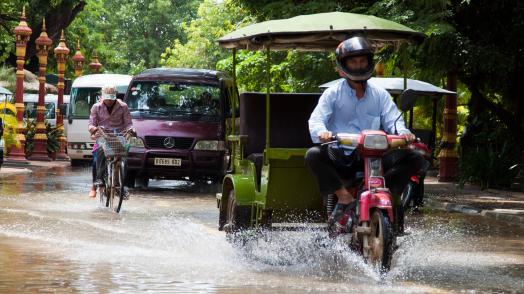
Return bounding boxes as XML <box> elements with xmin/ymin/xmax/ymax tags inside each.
<box><xmin>0</xmin><ymin>166</ymin><xmax>32</xmax><ymax>178</ymax></box>
<box><xmin>425</xmin><ymin>198</ymin><xmax>524</xmax><ymax>227</ymax></box>
<box><xmin>0</xmin><ymin>160</ymin><xmax>70</xmax><ymax>178</ymax></box>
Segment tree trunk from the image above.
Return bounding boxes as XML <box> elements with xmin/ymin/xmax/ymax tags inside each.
<box><xmin>4</xmin><ymin>1</ymin><xmax>86</xmax><ymax>73</ymax></box>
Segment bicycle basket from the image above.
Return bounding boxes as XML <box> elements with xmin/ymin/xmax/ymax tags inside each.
<box><xmin>97</xmin><ymin>134</ymin><xmax>127</xmax><ymax>157</ymax></box>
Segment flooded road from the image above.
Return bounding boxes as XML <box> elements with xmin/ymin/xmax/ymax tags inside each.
<box><xmin>0</xmin><ymin>165</ymin><xmax>523</xmax><ymax>293</ymax></box>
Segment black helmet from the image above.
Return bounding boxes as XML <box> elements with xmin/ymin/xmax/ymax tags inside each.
<box><xmin>335</xmin><ymin>37</ymin><xmax>374</xmax><ymax>82</ymax></box>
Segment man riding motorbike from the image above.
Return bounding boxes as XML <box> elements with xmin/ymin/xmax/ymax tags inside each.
<box><xmin>305</xmin><ymin>36</ymin><xmax>416</xmax><ymax>233</ymax></box>
<box><xmin>88</xmin><ymin>85</ymin><xmax>135</xmax><ymax>198</ymax></box>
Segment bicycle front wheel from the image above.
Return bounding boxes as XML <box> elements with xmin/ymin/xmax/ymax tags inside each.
<box><xmin>109</xmin><ymin>161</ymin><xmax>124</xmax><ymax>213</ymax></box>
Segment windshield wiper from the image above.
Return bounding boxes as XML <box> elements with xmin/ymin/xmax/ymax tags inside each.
<box><xmin>131</xmin><ymin>108</ymin><xmax>167</xmax><ymax>115</ymax></box>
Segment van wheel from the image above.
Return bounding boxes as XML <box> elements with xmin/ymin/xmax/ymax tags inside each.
<box><xmin>223</xmin><ymin>190</ymin><xmax>250</xmax><ymax>234</ymax></box>
<box><xmin>125</xmin><ymin>171</ymin><xmax>136</xmax><ymax>188</ymax></box>
<box><xmin>70</xmin><ymin>159</ymin><xmax>82</xmax><ymax>167</ymax></box>
<box><xmin>136</xmin><ymin>176</ymin><xmax>149</xmax><ymax>188</ymax></box>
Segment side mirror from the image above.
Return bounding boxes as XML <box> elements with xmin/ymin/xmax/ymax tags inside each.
<box><xmin>59</xmin><ymin>104</ymin><xmax>68</xmax><ymax>116</ymax></box>
<box><xmin>399</xmin><ymin>89</ymin><xmax>418</xmax><ymax>112</ymax></box>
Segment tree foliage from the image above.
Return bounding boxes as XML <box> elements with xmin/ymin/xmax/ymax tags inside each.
<box><xmin>67</xmin><ymin>0</ymin><xmax>200</xmax><ymax>74</ymax></box>
<box><xmin>161</xmin><ymin>0</ymin><xmax>252</xmax><ymax>70</ymax></box>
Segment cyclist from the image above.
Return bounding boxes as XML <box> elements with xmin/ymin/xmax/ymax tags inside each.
<box><xmin>88</xmin><ymin>85</ymin><xmax>135</xmax><ymax>197</ymax></box>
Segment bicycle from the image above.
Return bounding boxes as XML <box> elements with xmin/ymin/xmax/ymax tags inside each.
<box><xmin>95</xmin><ymin>127</ymin><xmax>134</xmax><ymax>213</ymax></box>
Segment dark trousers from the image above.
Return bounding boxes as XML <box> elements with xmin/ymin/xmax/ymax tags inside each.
<box><xmin>95</xmin><ymin>148</ymin><xmax>107</xmax><ymax>184</ymax></box>
<box><xmin>305</xmin><ymin>146</ymin><xmax>361</xmax><ymax>196</ymax></box>
<box><xmin>92</xmin><ymin>150</ymin><xmax>97</xmax><ymax>183</ymax></box>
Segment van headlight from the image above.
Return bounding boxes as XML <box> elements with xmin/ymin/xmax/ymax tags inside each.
<box><xmin>363</xmin><ymin>135</ymin><xmax>388</xmax><ymax>150</ymax></box>
<box><xmin>128</xmin><ymin>137</ymin><xmax>145</xmax><ymax>148</ymax></box>
<box><xmin>194</xmin><ymin>140</ymin><xmax>225</xmax><ymax>151</ymax></box>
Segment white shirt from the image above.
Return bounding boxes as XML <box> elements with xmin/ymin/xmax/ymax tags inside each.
<box><xmin>309</xmin><ymin>79</ymin><xmax>410</xmax><ymax>143</ymax></box>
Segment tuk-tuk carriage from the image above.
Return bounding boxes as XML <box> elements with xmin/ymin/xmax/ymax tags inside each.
<box><xmin>0</xmin><ymin>86</ymin><xmax>15</xmax><ymax>169</ymax></box>
<box><xmin>216</xmin><ymin>12</ymin><xmax>426</xmax><ymax>234</ymax></box>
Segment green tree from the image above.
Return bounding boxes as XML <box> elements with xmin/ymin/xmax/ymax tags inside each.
<box><xmin>162</xmin><ymin>0</ymin><xmax>339</xmax><ymax>92</ymax></box>
<box><xmin>67</xmin><ymin>0</ymin><xmax>200</xmax><ymax>74</ymax></box>
<box><xmin>161</xmin><ymin>0</ymin><xmax>252</xmax><ymax>70</ymax></box>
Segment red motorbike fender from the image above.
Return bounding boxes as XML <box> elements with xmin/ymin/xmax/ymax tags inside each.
<box><xmin>359</xmin><ymin>190</ymin><xmax>395</xmax><ymax>222</ymax></box>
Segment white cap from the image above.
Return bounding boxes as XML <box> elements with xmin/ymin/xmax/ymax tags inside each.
<box><xmin>101</xmin><ymin>85</ymin><xmax>117</xmax><ymax>100</ymax></box>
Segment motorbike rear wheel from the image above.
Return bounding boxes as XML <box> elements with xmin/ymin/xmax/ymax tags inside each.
<box><xmin>364</xmin><ymin>209</ymin><xmax>394</xmax><ymax>273</ymax></box>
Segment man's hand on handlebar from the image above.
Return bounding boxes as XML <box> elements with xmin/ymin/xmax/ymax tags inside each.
<box><xmin>318</xmin><ymin>131</ymin><xmax>333</xmax><ymax>143</ymax></box>
<box><xmin>126</xmin><ymin>128</ymin><xmax>137</xmax><ymax>136</ymax></box>
<box><xmin>404</xmin><ymin>133</ymin><xmax>416</xmax><ymax>143</ymax></box>
<box><xmin>89</xmin><ymin>127</ymin><xmax>99</xmax><ymax>136</ymax></box>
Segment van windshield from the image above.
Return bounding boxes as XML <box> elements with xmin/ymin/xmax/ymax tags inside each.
<box><xmin>24</xmin><ymin>102</ymin><xmax>56</xmax><ymax>119</ymax></box>
<box><xmin>126</xmin><ymin>81</ymin><xmax>220</xmax><ymax>121</ymax></box>
<box><xmin>69</xmin><ymin>87</ymin><xmax>100</xmax><ymax>118</ymax></box>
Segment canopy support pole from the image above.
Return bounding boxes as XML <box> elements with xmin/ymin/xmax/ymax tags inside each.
<box><xmin>231</xmin><ymin>48</ymin><xmax>237</xmax><ymax>137</ymax></box>
<box><xmin>265</xmin><ymin>46</ymin><xmax>271</xmax><ymax>164</ymax></box>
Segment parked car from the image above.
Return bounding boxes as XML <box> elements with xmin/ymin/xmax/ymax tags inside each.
<box><xmin>124</xmin><ymin>68</ymin><xmax>237</xmax><ymax>187</ymax></box>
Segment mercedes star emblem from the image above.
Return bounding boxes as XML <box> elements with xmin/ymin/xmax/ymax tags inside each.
<box><xmin>163</xmin><ymin>137</ymin><xmax>176</xmax><ymax>149</ymax></box>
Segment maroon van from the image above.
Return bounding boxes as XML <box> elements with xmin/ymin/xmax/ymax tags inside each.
<box><xmin>124</xmin><ymin>68</ymin><xmax>236</xmax><ymax>187</ymax></box>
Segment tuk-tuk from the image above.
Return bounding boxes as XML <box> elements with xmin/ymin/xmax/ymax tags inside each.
<box><xmin>216</xmin><ymin>12</ymin><xmax>426</xmax><ymax>233</ymax></box>
<box><xmin>0</xmin><ymin>86</ymin><xmax>14</xmax><ymax>169</ymax></box>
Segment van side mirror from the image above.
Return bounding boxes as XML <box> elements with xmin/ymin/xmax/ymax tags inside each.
<box><xmin>59</xmin><ymin>104</ymin><xmax>68</xmax><ymax>116</ymax></box>
<box><xmin>399</xmin><ymin>89</ymin><xmax>417</xmax><ymax>112</ymax></box>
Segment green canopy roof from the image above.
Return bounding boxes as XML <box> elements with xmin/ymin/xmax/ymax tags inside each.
<box><xmin>219</xmin><ymin>12</ymin><xmax>425</xmax><ymax>51</ymax></box>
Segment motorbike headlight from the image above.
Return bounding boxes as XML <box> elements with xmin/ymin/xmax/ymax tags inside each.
<box><xmin>194</xmin><ymin>140</ymin><xmax>225</xmax><ymax>151</ymax></box>
<box><xmin>363</xmin><ymin>135</ymin><xmax>388</xmax><ymax>150</ymax></box>
<box><xmin>128</xmin><ymin>137</ymin><xmax>145</xmax><ymax>148</ymax></box>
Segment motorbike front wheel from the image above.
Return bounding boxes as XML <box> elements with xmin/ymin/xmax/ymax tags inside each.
<box><xmin>363</xmin><ymin>209</ymin><xmax>394</xmax><ymax>273</ymax></box>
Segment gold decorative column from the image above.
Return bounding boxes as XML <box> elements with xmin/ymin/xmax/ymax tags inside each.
<box><xmin>53</xmin><ymin>30</ymin><xmax>70</xmax><ymax>161</ymax></box>
<box><xmin>72</xmin><ymin>40</ymin><xmax>85</xmax><ymax>77</ymax></box>
<box><xmin>89</xmin><ymin>52</ymin><xmax>102</xmax><ymax>73</ymax></box>
<box><xmin>29</xmin><ymin>19</ymin><xmax>53</xmax><ymax>161</ymax></box>
<box><xmin>374</xmin><ymin>61</ymin><xmax>385</xmax><ymax>77</ymax></box>
<box><xmin>438</xmin><ymin>72</ymin><xmax>458</xmax><ymax>181</ymax></box>
<box><xmin>7</xmin><ymin>7</ymin><xmax>32</xmax><ymax>162</ymax></box>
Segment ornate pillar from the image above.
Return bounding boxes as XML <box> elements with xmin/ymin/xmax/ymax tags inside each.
<box><xmin>374</xmin><ymin>61</ymin><xmax>385</xmax><ymax>77</ymax></box>
<box><xmin>7</xmin><ymin>7</ymin><xmax>32</xmax><ymax>162</ymax></box>
<box><xmin>53</xmin><ymin>30</ymin><xmax>70</xmax><ymax>161</ymax></box>
<box><xmin>72</xmin><ymin>40</ymin><xmax>85</xmax><ymax>77</ymax></box>
<box><xmin>28</xmin><ymin>19</ymin><xmax>53</xmax><ymax>161</ymax></box>
<box><xmin>89</xmin><ymin>52</ymin><xmax>102</xmax><ymax>73</ymax></box>
<box><xmin>438</xmin><ymin>72</ymin><xmax>458</xmax><ymax>181</ymax></box>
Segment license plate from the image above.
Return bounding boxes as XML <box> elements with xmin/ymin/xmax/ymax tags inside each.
<box><xmin>154</xmin><ymin>158</ymin><xmax>181</xmax><ymax>166</ymax></box>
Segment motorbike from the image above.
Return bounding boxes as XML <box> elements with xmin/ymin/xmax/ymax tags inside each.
<box><xmin>321</xmin><ymin>89</ymin><xmax>424</xmax><ymax>272</ymax></box>
<box><xmin>324</xmin><ymin>130</ymin><xmax>412</xmax><ymax>272</ymax></box>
